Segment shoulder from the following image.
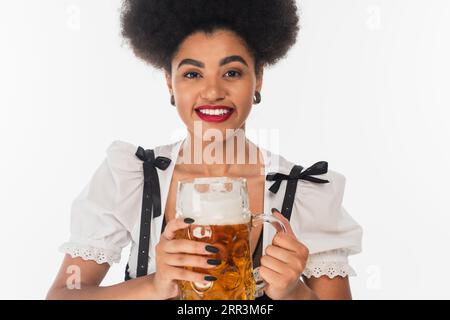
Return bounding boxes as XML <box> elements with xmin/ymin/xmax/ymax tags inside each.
<box><xmin>268</xmin><ymin>151</ymin><xmax>350</xmax><ymax>230</ymax></box>
<box><xmin>266</xmin><ymin>150</ymin><xmax>346</xmax><ymax>195</ymax></box>
<box><xmin>274</xmin><ymin>154</ymin><xmax>361</xmax><ymax>255</ymax></box>
<box><xmin>264</xmin><ymin>150</ymin><xmax>362</xmax><ymax>261</ymax></box>
<box><xmin>105</xmin><ymin>139</ymin><xmax>181</xmax><ymax>172</ymax></box>
<box><xmin>273</xmin><ymin>151</ymin><xmax>346</xmax><ymax>196</ymax></box>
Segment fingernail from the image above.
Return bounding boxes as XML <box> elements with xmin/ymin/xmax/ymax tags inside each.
<box><xmin>205</xmin><ymin>245</ymin><xmax>219</xmax><ymax>253</ymax></box>
<box><xmin>184</xmin><ymin>217</ymin><xmax>195</xmax><ymax>224</ymax></box>
<box><xmin>271</xmin><ymin>208</ymin><xmax>279</xmax><ymax>213</ymax></box>
<box><xmin>204</xmin><ymin>275</ymin><xmax>217</xmax><ymax>281</ymax></box>
<box><xmin>207</xmin><ymin>259</ymin><xmax>222</xmax><ymax>266</ymax></box>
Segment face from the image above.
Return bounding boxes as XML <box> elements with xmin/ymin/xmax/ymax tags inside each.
<box><xmin>165</xmin><ymin>29</ymin><xmax>263</xmax><ymax>142</ymax></box>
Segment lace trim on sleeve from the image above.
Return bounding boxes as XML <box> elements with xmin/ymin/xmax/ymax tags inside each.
<box><xmin>302</xmin><ymin>248</ymin><xmax>357</xmax><ymax>279</ymax></box>
<box><xmin>59</xmin><ymin>242</ymin><xmax>121</xmax><ymax>266</ymax></box>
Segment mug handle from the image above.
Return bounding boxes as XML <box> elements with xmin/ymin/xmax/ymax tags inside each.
<box><xmin>250</xmin><ymin>212</ymin><xmax>287</xmax><ymax>298</ymax></box>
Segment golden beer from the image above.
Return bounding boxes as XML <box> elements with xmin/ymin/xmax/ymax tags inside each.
<box><xmin>175</xmin><ymin>222</ymin><xmax>256</xmax><ymax>300</ymax></box>
<box><xmin>175</xmin><ymin>177</ymin><xmax>286</xmax><ymax>300</ymax></box>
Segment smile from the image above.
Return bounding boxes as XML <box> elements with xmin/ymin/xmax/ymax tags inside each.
<box><xmin>194</xmin><ymin>105</ymin><xmax>234</xmax><ymax>123</ymax></box>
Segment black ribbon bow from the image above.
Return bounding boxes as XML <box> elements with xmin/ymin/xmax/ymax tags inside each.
<box><xmin>134</xmin><ymin>146</ymin><xmax>171</xmax><ymax>277</ymax></box>
<box><xmin>266</xmin><ymin>161</ymin><xmax>330</xmax><ymax>221</ymax></box>
<box><xmin>266</xmin><ymin>161</ymin><xmax>330</xmax><ymax>194</ymax></box>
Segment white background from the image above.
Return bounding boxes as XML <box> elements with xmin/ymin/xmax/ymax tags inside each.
<box><xmin>1</xmin><ymin>0</ymin><xmax>449</xmax><ymax>299</ymax></box>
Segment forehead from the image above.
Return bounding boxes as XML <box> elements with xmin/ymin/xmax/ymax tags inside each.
<box><xmin>173</xmin><ymin>29</ymin><xmax>253</xmax><ymax>64</ymax></box>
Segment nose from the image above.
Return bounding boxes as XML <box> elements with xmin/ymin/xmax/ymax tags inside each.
<box><xmin>200</xmin><ymin>78</ymin><xmax>226</xmax><ymax>102</ymax></box>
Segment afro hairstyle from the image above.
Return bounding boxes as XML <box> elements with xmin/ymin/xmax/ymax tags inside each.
<box><xmin>120</xmin><ymin>0</ymin><xmax>300</xmax><ymax>75</ymax></box>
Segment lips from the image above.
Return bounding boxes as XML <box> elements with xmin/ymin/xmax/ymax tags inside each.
<box><xmin>194</xmin><ymin>105</ymin><xmax>234</xmax><ymax>123</ymax></box>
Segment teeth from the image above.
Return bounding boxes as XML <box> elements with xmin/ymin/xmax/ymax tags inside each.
<box><xmin>197</xmin><ymin>108</ymin><xmax>231</xmax><ymax>116</ymax></box>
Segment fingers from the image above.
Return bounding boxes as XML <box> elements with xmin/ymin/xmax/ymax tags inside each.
<box><xmin>260</xmin><ymin>255</ymin><xmax>302</xmax><ymax>285</ymax></box>
<box><xmin>271</xmin><ymin>208</ymin><xmax>295</xmax><ymax>236</ymax></box>
<box><xmin>269</xmin><ymin>209</ymin><xmax>309</xmax><ymax>256</ymax></box>
<box><xmin>162</xmin><ymin>217</ymin><xmax>195</xmax><ymax>241</ymax></box>
<box><xmin>271</xmin><ymin>233</ymin><xmax>309</xmax><ymax>257</ymax></box>
<box><xmin>260</xmin><ymin>254</ymin><xmax>285</xmax><ymax>274</ymax></box>
<box><xmin>259</xmin><ymin>265</ymin><xmax>284</xmax><ymax>285</ymax></box>
<box><xmin>164</xmin><ymin>239</ymin><xmax>218</xmax><ymax>256</ymax></box>
<box><xmin>166</xmin><ymin>265</ymin><xmax>217</xmax><ymax>284</ymax></box>
<box><xmin>265</xmin><ymin>244</ymin><xmax>295</xmax><ymax>264</ymax></box>
<box><xmin>156</xmin><ymin>217</ymin><xmax>221</xmax><ymax>288</ymax></box>
<box><xmin>164</xmin><ymin>253</ymin><xmax>222</xmax><ymax>269</ymax></box>
<box><xmin>259</xmin><ymin>264</ymin><xmax>301</xmax><ymax>293</ymax></box>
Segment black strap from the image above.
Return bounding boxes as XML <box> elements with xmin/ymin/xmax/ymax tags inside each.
<box><xmin>134</xmin><ymin>147</ymin><xmax>171</xmax><ymax>278</ymax></box>
<box><xmin>124</xmin><ymin>264</ymin><xmax>131</xmax><ymax>281</ymax></box>
<box><xmin>253</xmin><ymin>228</ymin><xmax>265</xmax><ymax>300</ymax></box>
<box><xmin>161</xmin><ymin>213</ymin><xmax>167</xmax><ymax>234</ymax></box>
<box><xmin>253</xmin><ymin>229</ymin><xmax>263</xmax><ymax>267</ymax></box>
<box><xmin>125</xmin><ymin>214</ymin><xmax>168</xmax><ymax>281</ymax></box>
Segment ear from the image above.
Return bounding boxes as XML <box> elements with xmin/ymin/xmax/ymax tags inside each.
<box><xmin>165</xmin><ymin>71</ymin><xmax>173</xmax><ymax>95</ymax></box>
<box><xmin>255</xmin><ymin>66</ymin><xmax>264</xmax><ymax>93</ymax></box>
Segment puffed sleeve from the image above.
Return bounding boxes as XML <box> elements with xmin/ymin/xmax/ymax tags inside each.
<box><xmin>290</xmin><ymin>169</ymin><xmax>363</xmax><ymax>279</ymax></box>
<box><xmin>58</xmin><ymin>141</ymin><xmax>138</xmax><ymax>265</ymax></box>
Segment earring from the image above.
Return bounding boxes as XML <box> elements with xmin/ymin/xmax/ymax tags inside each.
<box><xmin>253</xmin><ymin>91</ymin><xmax>261</xmax><ymax>104</ymax></box>
<box><xmin>170</xmin><ymin>95</ymin><xmax>175</xmax><ymax>106</ymax></box>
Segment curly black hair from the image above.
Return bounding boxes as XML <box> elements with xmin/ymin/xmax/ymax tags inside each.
<box><xmin>120</xmin><ymin>0</ymin><xmax>300</xmax><ymax>75</ymax></box>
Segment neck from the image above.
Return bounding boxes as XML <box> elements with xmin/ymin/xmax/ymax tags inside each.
<box><xmin>177</xmin><ymin>127</ymin><xmax>264</xmax><ymax>177</ymax></box>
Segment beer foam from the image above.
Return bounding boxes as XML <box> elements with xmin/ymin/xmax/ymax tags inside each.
<box><xmin>178</xmin><ymin>187</ymin><xmax>250</xmax><ymax>225</ymax></box>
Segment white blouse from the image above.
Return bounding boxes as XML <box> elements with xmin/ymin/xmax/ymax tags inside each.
<box><xmin>59</xmin><ymin>138</ymin><xmax>363</xmax><ymax>280</ymax></box>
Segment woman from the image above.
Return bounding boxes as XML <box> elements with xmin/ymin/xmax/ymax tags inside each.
<box><xmin>47</xmin><ymin>0</ymin><xmax>362</xmax><ymax>300</ymax></box>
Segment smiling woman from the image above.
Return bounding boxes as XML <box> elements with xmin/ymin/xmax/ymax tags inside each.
<box><xmin>120</xmin><ymin>0</ymin><xmax>299</xmax><ymax>142</ymax></box>
<box><xmin>47</xmin><ymin>0</ymin><xmax>362</xmax><ymax>301</ymax></box>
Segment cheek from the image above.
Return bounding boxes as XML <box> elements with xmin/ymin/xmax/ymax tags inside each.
<box><xmin>228</xmin><ymin>82</ymin><xmax>254</xmax><ymax>114</ymax></box>
<box><xmin>173</xmin><ymin>83</ymin><xmax>197</xmax><ymax>119</ymax></box>
<box><xmin>175</xmin><ymin>104</ymin><xmax>195</xmax><ymax>130</ymax></box>
<box><xmin>175</xmin><ymin>106</ymin><xmax>190</xmax><ymax>125</ymax></box>
<box><xmin>230</xmin><ymin>81</ymin><xmax>254</xmax><ymax>100</ymax></box>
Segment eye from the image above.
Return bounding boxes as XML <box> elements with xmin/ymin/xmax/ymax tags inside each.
<box><xmin>183</xmin><ymin>71</ymin><xmax>201</xmax><ymax>79</ymax></box>
<box><xmin>224</xmin><ymin>70</ymin><xmax>241</xmax><ymax>78</ymax></box>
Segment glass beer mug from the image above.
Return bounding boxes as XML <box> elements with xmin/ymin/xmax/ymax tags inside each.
<box><xmin>174</xmin><ymin>177</ymin><xmax>287</xmax><ymax>300</ymax></box>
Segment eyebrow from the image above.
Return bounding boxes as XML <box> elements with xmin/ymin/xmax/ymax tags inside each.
<box><xmin>177</xmin><ymin>55</ymin><xmax>248</xmax><ymax>70</ymax></box>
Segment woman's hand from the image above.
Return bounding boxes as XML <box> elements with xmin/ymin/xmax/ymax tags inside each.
<box><xmin>259</xmin><ymin>209</ymin><xmax>310</xmax><ymax>300</ymax></box>
<box><xmin>152</xmin><ymin>217</ymin><xmax>219</xmax><ymax>299</ymax></box>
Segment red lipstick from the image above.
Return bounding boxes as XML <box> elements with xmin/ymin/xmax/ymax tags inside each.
<box><xmin>194</xmin><ymin>105</ymin><xmax>234</xmax><ymax>123</ymax></box>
